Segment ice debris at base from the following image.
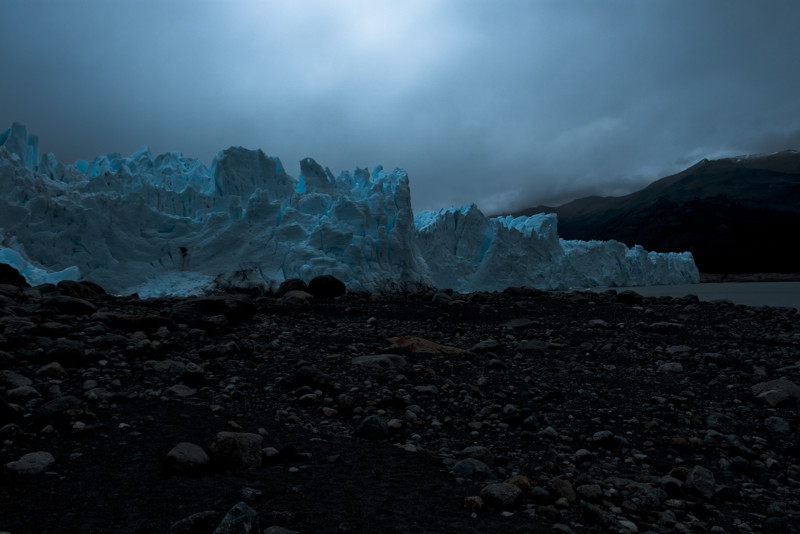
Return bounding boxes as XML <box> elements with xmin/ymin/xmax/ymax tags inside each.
<box><xmin>0</xmin><ymin>123</ymin><xmax>698</xmax><ymax>295</ymax></box>
<box><xmin>0</xmin><ymin>248</ymin><xmax>80</xmax><ymax>287</ymax></box>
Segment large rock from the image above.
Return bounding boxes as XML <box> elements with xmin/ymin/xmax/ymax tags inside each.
<box><xmin>166</xmin><ymin>442</ymin><xmax>211</xmax><ymax>473</ymax></box>
<box><xmin>479</xmin><ymin>482</ymin><xmax>523</xmax><ymax>510</ymax></box>
<box><xmin>307</xmin><ymin>275</ymin><xmax>346</xmax><ymax>299</ymax></box>
<box><xmin>208</xmin><ymin>432</ymin><xmax>264</xmax><ymax>468</ymax></box>
<box><xmin>452</xmin><ymin>458</ymin><xmax>492</xmax><ymax>481</ymax></box>
<box><xmin>277</xmin><ymin>278</ymin><xmax>307</xmax><ymax>296</ymax></box>
<box><xmin>6</xmin><ymin>451</ymin><xmax>55</xmax><ymax>475</ymax></box>
<box><xmin>0</xmin><ymin>263</ymin><xmax>28</xmax><ymax>287</ymax></box>
<box><xmin>213</xmin><ymin>502</ymin><xmax>260</xmax><ymax>534</ymax></box>
<box><xmin>460</xmin><ymin>445</ymin><xmax>495</xmax><ymax>466</ymax></box>
<box><xmin>752</xmin><ymin>378</ymin><xmax>800</xmax><ymax>406</ymax></box>
<box><xmin>40</xmin><ymin>296</ymin><xmax>97</xmax><ymax>316</ymax></box>
<box><xmin>356</xmin><ymin>415</ymin><xmax>389</xmax><ymax>439</ymax></box>
<box><xmin>171</xmin><ymin>511</ymin><xmax>223</xmax><ymax>534</ymax></box>
<box><xmin>686</xmin><ymin>465</ymin><xmax>716</xmax><ymax>499</ymax></box>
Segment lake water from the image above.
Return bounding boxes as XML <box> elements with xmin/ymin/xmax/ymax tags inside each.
<box><xmin>588</xmin><ymin>282</ymin><xmax>800</xmax><ymax>309</ymax></box>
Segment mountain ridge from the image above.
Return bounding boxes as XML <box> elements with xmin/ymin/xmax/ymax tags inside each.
<box><xmin>505</xmin><ymin>151</ymin><xmax>800</xmax><ymax>274</ymax></box>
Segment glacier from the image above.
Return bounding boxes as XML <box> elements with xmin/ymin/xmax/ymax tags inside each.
<box><xmin>0</xmin><ymin>122</ymin><xmax>698</xmax><ymax>295</ymax></box>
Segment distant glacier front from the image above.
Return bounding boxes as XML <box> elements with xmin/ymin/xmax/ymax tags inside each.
<box><xmin>0</xmin><ymin>123</ymin><xmax>698</xmax><ymax>296</ymax></box>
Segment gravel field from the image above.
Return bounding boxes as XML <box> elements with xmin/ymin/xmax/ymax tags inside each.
<box><xmin>2</xmin><ymin>270</ymin><xmax>800</xmax><ymax>533</ymax></box>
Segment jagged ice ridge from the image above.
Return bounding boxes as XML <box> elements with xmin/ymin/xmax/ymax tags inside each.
<box><xmin>0</xmin><ymin>123</ymin><xmax>698</xmax><ymax>296</ymax></box>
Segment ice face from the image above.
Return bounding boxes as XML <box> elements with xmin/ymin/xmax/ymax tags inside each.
<box><xmin>412</xmin><ymin>207</ymin><xmax>698</xmax><ymax>292</ymax></box>
<box><xmin>0</xmin><ymin>123</ymin><xmax>698</xmax><ymax>294</ymax></box>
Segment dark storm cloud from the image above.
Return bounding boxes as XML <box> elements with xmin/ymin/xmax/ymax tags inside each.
<box><xmin>2</xmin><ymin>0</ymin><xmax>799</xmax><ymax>213</ymax></box>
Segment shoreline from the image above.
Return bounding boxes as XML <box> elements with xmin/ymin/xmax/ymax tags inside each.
<box><xmin>590</xmin><ymin>281</ymin><xmax>800</xmax><ymax>309</ymax></box>
<box><xmin>699</xmin><ymin>272</ymin><xmax>800</xmax><ymax>283</ymax></box>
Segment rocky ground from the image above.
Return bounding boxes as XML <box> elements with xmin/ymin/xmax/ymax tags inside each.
<box><xmin>1</xmin><ymin>268</ymin><xmax>800</xmax><ymax>534</ymax></box>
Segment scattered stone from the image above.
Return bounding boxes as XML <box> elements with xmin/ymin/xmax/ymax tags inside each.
<box><xmin>505</xmin><ymin>475</ymin><xmax>532</xmax><ymax>494</ymax></box>
<box><xmin>752</xmin><ymin>378</ymin><xmax>800</xmax><ymax>406</ymax></box>
<box><xmin>470</xmin><ymin>338</ymin><xmax>500</xmax><ymax>353</ymax></box>
<box><xmin>764</xmin><ymin>416</ymin><xmax>791</xmax><ymax>434</ymax></box>
<box><xmin>281</xmin><ymin>290</ymin><xmax>314</xmax><ymax>304</ymax></box>
<box><xmin>351</xmin><ymin>354</ymin><xmax>406</xmax><ymax>369</ymax></box>
<box><xmin>387</xmin><ymin>336</ymin><xmax>471</xmax><ymax>355</ymax></box>
<box><xmin>307</xmin><ymin>275</ymin><xmax>346</xmax><ymax>299</ymax></box>
<box><xmin>0</xmin><ymin>263</ymin><xmax>28</xmax><ymax>286</ymax></box>
<box><xmin>277</xmin><ymin>278</ymin><xmax>307</xmax><ymax>296</ymax></box>
<box><xmin>480</xmin><ymin>482</ymin><xmax>523</xmax><ymax>510</ymax></box>
<box><xmin>166</xmin><ymin>385</ymin><xmax>197</xmax><ymax>398</ymax></box>
<box><xmin>576</xmin><ymin>484</ymin><xmax>603</xmax><ymax>501</ymax></box>
<box><xmin>35</xmin><ymin>362</ymin><xmax>68</xmax><ymax>379</ymax></box>
<box><xmin>463</xmin><ymin>495</ymin><xmax>484</xmax><ymax>511</ymax></box>
<box><xmin>0</xmin><ymin>370</ymin><xmax>32</xmax><ymax>388</ymax></box>
<box><xmin>460</xmin><ymin>445</ymin><xmax>494</xmax><ymax>466</ymax></box>
<box><xmin>6</xmin><ymin>451</ymin><xmax>55</xmax><ymax>475</ymax></box>
<box><xmin>208</xmin><ymin>432</ymin><xmax>264</xmax><ymax>468</ymax></box>
<box><xmin>213</xmin><ymin>501</ymin><xmax>260</xmax><ymax>534</ymax></box>
<box><xmin>39</xmin><ymin>395</ymin><xmax>86</xmax><ymax>416</ymax></box>
<box><xmin>657</xmin><ymin>362</ymin><xmax>683</xmax><ymax>373</ymax></box>
<box><xmin>166</xmin><ymin>442</ymin><xmax>211</xmax><ymax>473</ymax></box>
<box><xmin>42</xmin><ymin>295</ymin><xmax>97</xmax><ymax>315</ymax></box>
<box><xmin>171</xmin><ymin>511</ymin><xmax>223</xmax><ymax>534</ymax></box>
<box><xmin>516</xmin><ymin>339</ymin><xmax>549</xmax><ymax>352</ymax></box>
<box><xmin>706</xmin><ymin>412</ymin><xmax>737</xmax><ymax>434</ymax></box>
<box><xmin>573</xmin><ymin>449</ymin><xmax>592</xmax><ymax>463</ymax></box>
<box><xmin>293</xmin><ymin>365</ymin><xmax>331</xmax><ymax>390</ymax></box>
<box><xmin>452</xmin><ymin>458</ymin><xmax>492</xmax><ymax>481</ymax></box>
<box><xmin>550</xmin><ymin>478</ymin><xmax>576</xmax><ymax>503</ymax></box>
<box><xmin>2</xmin><ymin>278</ymin><xmax>800</xmax><ymax>532</ymax></box>
<box><xmin>592</xmin><ymin>430</ymin><xmax>628</xmax><ymax>450</ymax></box>
<box><xmin>356</xmin><ymin>415</ymin><xmax>388</xmax><ymax>439</ymax></box>
<box><xmin>686</xmin><ymin>465</ymin><xmax>716</xmax><ymax>498</ymax></box>
<box><xmin>6</xmin><ymin>385</ymin><xmax>40</xmax><ymax>400</ymax></box>
<box><xmin>616</xmin><ymin>290</ymin><xmax>643</xmax><ymax>304</ymax></box>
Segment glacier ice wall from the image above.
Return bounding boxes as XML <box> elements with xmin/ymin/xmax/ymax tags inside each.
<box><xmin>0</xmin><ymin>123</ymin><xmax>698</xmax><ymax>295</ymax></box>
<box><xmin>414</xmin><ymin>205</ymin><xmax>698</xmax><ymax>292</ymax></box>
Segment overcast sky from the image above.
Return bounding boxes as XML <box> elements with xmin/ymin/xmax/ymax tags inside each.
<box><xmin>2</xmin><ymin>0</ymin><xmax>799</xmax><ymax>213</ymax></box>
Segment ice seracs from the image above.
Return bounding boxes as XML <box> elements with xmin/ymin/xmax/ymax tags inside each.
<box><xmin>0</xmin><ymin>122</ymin><xmax>698</xmax><ymax>295</ymax></box>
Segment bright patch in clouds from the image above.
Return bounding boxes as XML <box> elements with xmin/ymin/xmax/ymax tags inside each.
<box><xmin>227</xmin><ymin>0</ymin><xmax>463</xmax><ymax>95</ymax></box>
